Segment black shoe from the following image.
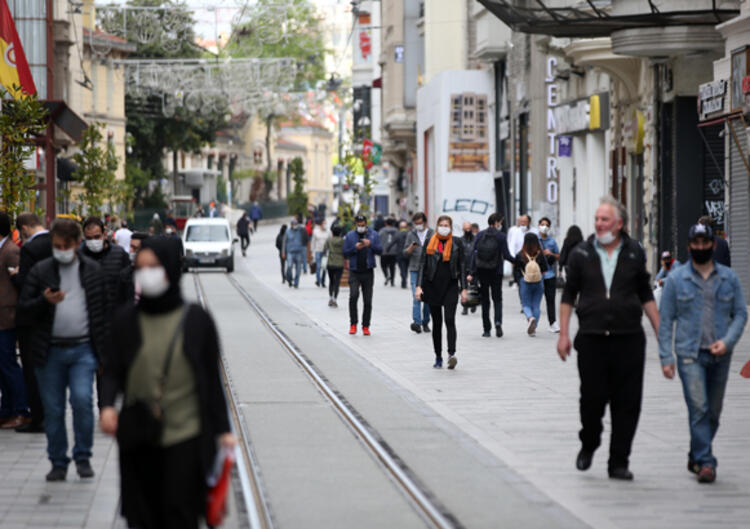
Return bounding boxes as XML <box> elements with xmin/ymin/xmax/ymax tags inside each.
<box><xmin>422</xmin><ymin>324</ymin><xmax>430</xmax><ymax>333</ymax></box>
<box><xmin>461</xmin><ymin>307</ymin><xmax>468</xmax><ymax>315</ymax></box>
<box><xmin>433</xmin><ymin>357</ymin><xmax>443</xmax><ymax>368</ymax></box>
<box><xmin>608</xmin><ymin>467</ymin><xmax>634</xmax><ymax>481</ymax></box>
<box><xmin>470</xmin><ymin>306</ymin><xmax>477</xmax><ymax>313</ymax></box>
<box><xmin>410</xmin><ymin>323</ymin><xmax>422</xmax><ymax>334</ymax></box>
<box><xmin>16</xmin><ymin>421</ymin><xmax>44</xmax><ymax>433</ymax></box>
<box><xmin>46</xmin><ymin>466</ymin><xmax>67</xmax><ymax>481</ymax></box>
<box><xmin>495</xmin><ymin>325</ymin><xmax>503</xmax><ymax>338</ymax></box>
<box><xmin>76</xmin><ymin>460</ymin><xmax>95</xmax><ymax>479</ymax></box>
<box><xmin>687</xmin><ymin>456</ymin><xmax>700</xmax><ymax>475</ymax></box>
<box><xmin>482</xmin><ymin>330</ymin><xmax>491</xmax><ymax>337</ymax></box>
<box><xmin>576</xmin><ymin>449</ymin><xmax>593</xmax><ymax>471</ymax></box>
<box><xmin>315</xmin><ymin>281</ymin><xmax>320</xmax><ymax>287</ymax></box>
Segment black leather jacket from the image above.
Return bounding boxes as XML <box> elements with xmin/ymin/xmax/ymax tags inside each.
<box><xmin>417</xmin><ymin>236</ymin><xmax>468</xmax><ymax>290</ymax></box>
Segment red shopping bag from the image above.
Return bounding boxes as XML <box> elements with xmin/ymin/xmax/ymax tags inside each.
<box><xmin>206</xmin><ymin>448</ymin><xmax>234</xmax><ymax>527</ymax></box>
<box><xmin>740</xmin><ymin>360</ymin><xmax>750</xmax><ymax>379</ymax></box>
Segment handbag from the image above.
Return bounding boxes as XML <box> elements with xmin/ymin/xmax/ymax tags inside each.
<box><xmin>206</xmin><ymin>447</ymin><xmax>235</xmax><ymax>528</ymax></box>
<box><xmin>461</xmin><ymin>283</ymin><xmax>481</xmax><ymax>307</ymax></box>
<box><xmin>117</xmin><ymin>307</ymin><xmax>187</xmax><ymax>451</ymax></box>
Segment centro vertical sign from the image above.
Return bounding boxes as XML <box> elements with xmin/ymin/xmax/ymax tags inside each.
<box><xmin>545</xmin><ymin>57</ymin><xmax>558</xmax><ymax>204</ymax></box>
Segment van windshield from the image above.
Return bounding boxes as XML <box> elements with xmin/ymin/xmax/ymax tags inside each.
<box><xmin>186</xmin><ymin>225</ymin><xmax>230</xmax><ymax>242</ymax></box>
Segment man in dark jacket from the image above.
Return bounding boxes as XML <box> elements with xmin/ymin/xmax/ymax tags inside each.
<box><xmin>343</xmin><ymin>215</ymin><xmax>383</xmax><ymax>335</ymax></box>
<box><xmin>18</xmin><ymin>219</ymin><xmax>109</xmax><ymax>481</ymax></box>
<box><xmin>249</xmin><ymin>202</ymin><xmax>263</xmax><ymax>231</ymax></box>
<box><xmin>698</xmin><ymin>216</ymin><xmax>730</xmax><ymax>267</ymax></box>
<box><xmin>117</xmin><ymin>232</ymin><xmax>149</xmax><ymax>306</ymax></box>
<box><xmin>237</xmin><ymin>212</ymin><xmax>251</xmax><ymax>256</ymax></box>
<box><xmin>394</xmin><ymin>220</ymin><xmax>410</xmax><ymax>289</ymax></box>
<box><xmin>81</xmin><ymin>216</ymin><xmax>130</xmax><ymax>310</ymax></box>
<box><xmin>378</xmin><ymin>218</ymin><xmax>399</xmax><ymax>286</ymax></box>
<box><xmin>12</xmin><ymin>213</ymin><xmax>52</xmax><ymax>432</ymax></box>
<box><xmin>467</xmin><ymin>213</ymin><xmax>515</xmax><ymax>338</ymax></box>
<box><xmin>557</xmin><ymin>197</ymin><xmax>660</xmax><ymax>482</ymax></box>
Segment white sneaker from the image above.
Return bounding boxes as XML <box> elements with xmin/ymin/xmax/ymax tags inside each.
<box><xmin>549</xmin><ymin>321</ymin><xmax>560</xmax><ymax>333</ymax></box>
<box><xmin>527</xmin><ymin>317</ymin><xmax>537</xmax><ymax>336</ymax></box>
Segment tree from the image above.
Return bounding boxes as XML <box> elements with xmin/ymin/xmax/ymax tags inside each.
<box><xmin>71</xmin><ymin>124</ymin><xmax>119</xmax><ymax>218</ymax></box>
<box><xmin>286</xmin><ymin>157</ymin><xmax>308</xmax><ymax>217</ymax></box>
<box><xmin>0</xmin><ymin>89</ymin><xmax>48</xmax><ymax>218</ymax></box>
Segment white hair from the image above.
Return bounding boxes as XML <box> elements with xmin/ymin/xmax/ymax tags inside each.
<box><xmin>599</xmin><ymin>196</ymin><xmax>628</xmax><ymax>227</ymax></box>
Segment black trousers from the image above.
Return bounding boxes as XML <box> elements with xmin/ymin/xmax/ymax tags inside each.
<box><xmin>348</xmin><ymin>269</ymin><xmax>374</xmax><ymax>326</ymax></box>
<box><xmin>239</xmin><ymin>234</ymin><xmax>249</xmax><ymax>252</ymax></box>
<box><xmin>429</xmin><ymin>300</ymin><xmax>458</xmax><ymax>357</ymax></box>
<box><xmin>543</xmin><ymin>277</ymin><xmax>557</xmax><ymax>324</ymax></box>
<box><xmin>279</xmin><ymin>255</ymin><xmax>286</xmax><ymax>282</ymax></box>
<box><xmin>252</xmin><ymin>219</ymin><xmax>259</xmax><ymax>231</ymax></box>
<box><xmin>477</xmin><ymin>269</ymin><xmax>503</xmax><ymax>331</ymax></box>
<box><xmin>18</xmin><ymin>330</ymin><xmax>43</xmax><ymax>425</ymax></box>
<box><xmin>397</xmin><ymin>256</ymin><xmax>409</xmax><ymax>288</ymax></box>
<box><xmin>120</xmin><ymin>436</ymin><xmax>203</xmax><ymax>529</ymax></box>
<box><xmin>381</xmin><ymin>255</ymin><xmax>396</xmax><ymax>284</ymax></box>
<box><xmin>328</xmin><ymin>267</ymin><xmax>343</xmax><ymax>299</ymax></box>
<box><xmin>575</xmin><ymin>331</ymin><xmax>646</xmax><ymax>471</ymax></box>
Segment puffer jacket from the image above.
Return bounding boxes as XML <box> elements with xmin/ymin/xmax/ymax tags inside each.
<box><xmin>417</xmin><ymin>235</ymin><xmax>468</xmax><ymax>290</ymax></box>
<box><xmin>81</xmin><ymin>241</ymin><xmax>130</xmax><ymax>310</ymax></box>
<box><xmin>17</xmin><ymin>253</ymin><xmax>110</xmax><ymax>366</ymax></box>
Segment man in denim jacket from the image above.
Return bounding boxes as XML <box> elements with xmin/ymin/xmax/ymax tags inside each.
<box><xmin>658</xmin><ymin>223</ymin><xmax>747</xmax><ymax>484</ymax></box>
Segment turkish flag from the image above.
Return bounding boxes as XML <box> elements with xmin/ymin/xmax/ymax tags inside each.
<box><xmin>0</xmin><ymin>0</ymin><xmax>37</xmax><ymax>98</ymax></box>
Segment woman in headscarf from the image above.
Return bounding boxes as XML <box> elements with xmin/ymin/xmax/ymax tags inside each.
<box><xmin>99</xmin><ymin>237</ymin><xmax>235</xmax><ymax>529</ymax></box>
<box><xmin>415</xmin><ymin>216</ymin><xmax>468</xmax><ymax>369</ymax></box>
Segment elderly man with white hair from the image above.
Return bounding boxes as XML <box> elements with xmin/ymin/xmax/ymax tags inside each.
<box><xmin>557</xmin><ymin>196</ymin><xmax>660</xmax><ymax>481</ymax></box>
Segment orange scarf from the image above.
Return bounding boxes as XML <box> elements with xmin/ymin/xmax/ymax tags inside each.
<box><xmin>426</xmin><ymin>232</ymin><xmax>452</xmax><ymax>262</ymax></box>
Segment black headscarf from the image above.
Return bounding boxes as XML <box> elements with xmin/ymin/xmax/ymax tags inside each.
<box><xmin>137</xmin><ymin>236</ymin><xmax>183</xmax><ymax>314</ymax></box>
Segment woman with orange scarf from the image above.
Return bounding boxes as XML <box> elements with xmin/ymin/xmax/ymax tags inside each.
<box><xmin>415</xmin><ymin>216</ymin><xmax>468</xmax><ymax>369</ymax></box>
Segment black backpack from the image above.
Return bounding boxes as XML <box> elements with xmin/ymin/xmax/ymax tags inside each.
<box><xmin>383</xmin><ymin>231</ymin><xmax>395</xmax><ymax>253</ymax></box>
<box><xmin>475</xmin><ymin>230</ymin><xmax>499</xmax><ymax>269</ymax></box>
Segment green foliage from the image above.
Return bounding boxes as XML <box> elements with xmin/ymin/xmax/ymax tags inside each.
<box><xmin>337</xmin><ymin>152</ymin><xmax>373</xmax><ymax>229</ymax></box>
<box><xmin>286</xmin><ymin>157</ymin><xmax>308</xmax><ymax>217</ymax></box>
<box><xmin>216</xmin><ymin>173</ymin><xmax>227</xmax><ymax>204</ymax></box>
<box><xmin>125</xmin><ymin>163</ymin><xmax>168</xmax><ymax>210</ymax></box>
<box><xmin>71</xmin><ymin>124</ymin><xmax>119</xmax><ymax>218</ymax></box>
<box><xmin>0</xmin><ymin>88</ymin><xmax>48</xmax><ymax>218</ymax></box>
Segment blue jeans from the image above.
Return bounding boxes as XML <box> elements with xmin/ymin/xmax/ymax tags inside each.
<box><xmin>409</xmin><ymin>271</ymin><xmax>430</xmax><ymax>325</ymax></box>
<box><xmin>286</xmin><ymin>252</ymin><xmax>304</xmax><ymax>287</ymax></box>
<box><xmin>0</xmin><ymin>328</ymin><xmax>28</xmax><ymax>417</ymax></box>
<box><xmin>677</xmin><ymin>350</ymin><xmax>732</xmax><ymax>468</ymax></box>
<box><xmin>520</xmin><ymin>279</ymin><xmax>544</xmax><ymax>321</ymax></box>
<box><xmin>35</xmin><ymin>342</ymin><xmax>97</xmax><ymax>468</ymax></box>
<box><xmin>315</xmin><ymin>252</ymin><xmax>325</xmax><ymax>285</ymax></box>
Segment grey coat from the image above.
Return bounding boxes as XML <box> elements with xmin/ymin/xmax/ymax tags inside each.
<box><xmin>402</xmin><ymin>228</ymin><xmax>434</xmax><ymax>272</ymax></box>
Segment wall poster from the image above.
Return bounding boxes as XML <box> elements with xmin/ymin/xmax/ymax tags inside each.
<box><xmin>448</xmin><ymin>93</ymin><xmax>489</xmax><ymax>172</ymax></box>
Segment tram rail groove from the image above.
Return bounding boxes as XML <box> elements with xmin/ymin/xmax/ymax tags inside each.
<box><xmin>222</xmin><ymin>272</ymin><xmax>465</xmax><ymax>529</ymax></box>
<box><xmin>193</xmin><ymin>273</ymin><xmax>274</xmax><ymax>529</ymax></box>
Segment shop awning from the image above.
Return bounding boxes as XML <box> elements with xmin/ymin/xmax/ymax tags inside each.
<box><xmin>43</xmin><ymin>101</ymin><xmax>88</xmax><ymax>142</ymax></box>
<box><xmin>476</xmin><ymin>1</ymin><xmax>739</xmax><ymax>38</ymax></box>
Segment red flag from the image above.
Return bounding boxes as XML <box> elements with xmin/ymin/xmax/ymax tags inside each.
<box><xmin>0</xmin><ymin>0</ymin><xmax>37</xmax><ymax>98</ymax></box>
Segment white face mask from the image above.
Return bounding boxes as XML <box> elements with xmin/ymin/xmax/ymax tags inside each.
<box><xmin>53</xmin><ymin>248</ymin><xmax>76</xmax><ymax>264</ymax></box>
<box><xmin>85</xmin><ymin>239</ymin><xmax>104</xmax><ymax>253</ymax></box>
<box><xmin>415</xmin><ymin>224</ymin><xmax>425</xmax><ymax>232</ymax></box>
<box><xmin>597</xmin><ymin>231</ymin><xmax>616</xmax><ymax>245</ymax></box>
<box><xmin>357</xmin><ymin>226</ymin><xmax>367</xmax><ymax>234</ymax></box>
<box><xmin>437</xmin><ymin>226</ymin><xmax>451</xmax><ymax>237</ymax></box>
<box><xmin>520</xmin><ymin>225</ymin><xmax>529</xmax><ymax>233</ymax></box>
<box><xmin>129</xmin><ymin>251</ymin><xmax>136</xmax><ymax>264</ymax></box>
<box><xmin>539</xmin><ymin>225</ymin><xmax>550</xmax><ymax>235</ymax></box>
<box><xmin>134</xmin><ymin>267</ymin><xmax>170</xmax><ymax>298</ymax></box>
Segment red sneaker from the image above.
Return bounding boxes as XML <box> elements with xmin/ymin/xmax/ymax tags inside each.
<box><xmin>349</xmin><ymin>324</ymin><xmax>357</xmax><ymax>335</ymax></box>
<box><xmin>362</xmin><ymin>326</ymin><xmax>371</xmax><ymax>336</ymax></box>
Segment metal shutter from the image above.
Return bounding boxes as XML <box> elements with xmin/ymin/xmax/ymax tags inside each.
<box><xmin>728</xmin><ymin>118</ymin><xmax>750</xmax><ymax>296</ymax></box>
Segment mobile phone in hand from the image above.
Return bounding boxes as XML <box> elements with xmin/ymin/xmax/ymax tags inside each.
<box><xmin>50</xmin><ymin>287</ymin><xmax>60</xmax><ymax>293</ymax></box>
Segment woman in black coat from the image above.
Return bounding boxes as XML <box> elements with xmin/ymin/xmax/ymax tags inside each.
<box><xmin>415</xmin><ymin>215</ymin><xmax>468</xmax><ymax>369</ymax></box>
<box><xmin>99</xmin><ymin>237</ymin><xmax>235</xmax><ymax>529</ymax></box>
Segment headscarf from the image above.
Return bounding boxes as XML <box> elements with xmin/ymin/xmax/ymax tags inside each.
<box><xmin>426</xmin><ymin>230</ymin><xmax>452</xmax><ymax>262</ymax></box>
<box><xmin>137</xmin><ymin>236</ymin><xmax>183</xmax><ymax>314</ymax></box>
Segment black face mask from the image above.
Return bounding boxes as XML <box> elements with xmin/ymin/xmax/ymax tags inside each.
<box><xmin>690</xmin><ymin>247</ymin><xmax>713</xmax><ymax>264</ymax></box>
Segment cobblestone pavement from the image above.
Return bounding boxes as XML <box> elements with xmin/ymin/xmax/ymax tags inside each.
<box><xmin>246</xmin><ymin>219</ymin><xmax>750</xmax><ymax>529</ymax></box>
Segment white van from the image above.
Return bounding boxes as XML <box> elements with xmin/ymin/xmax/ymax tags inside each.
<box><xmin>182</xmin><ymin>218</ymin><xmax>236</xmax><ymax>272</ymax></box>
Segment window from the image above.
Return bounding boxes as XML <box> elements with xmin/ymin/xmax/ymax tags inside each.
<box><xmin>186</xmin><ymin>225</ymin><xmax>229</xmax><ymax>242</ymax></box>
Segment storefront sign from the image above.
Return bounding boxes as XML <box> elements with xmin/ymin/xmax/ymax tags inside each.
<box><xmin>623</xmin><ymin>109</ymin><xmax>645</xmax><ymax>154</ymax></box>
<box><xmin>553</xmin><ymin>93</ymin><xmax>609</xmax><ymax>134</ymax></box>
<box><xmin>558</xmin><ymin>136</ymin><xmax>571</xmax><ymax>157</ymax></box>
<box><xmin>699</xmin><ymin>79</ymin><xmax>728</xmax><ymax>120</ymax></box>
<box><xmin>545</xmin><ymin>57</ymin><xmax>558</xmax><ymax>204</ymax></box>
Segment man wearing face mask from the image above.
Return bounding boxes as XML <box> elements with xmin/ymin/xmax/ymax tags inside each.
<box><xmin>393</xmin><ymin>220</ymin><xmax>410</xmax><ymax>289</ymax></box>
<box><xmin>403</xmin><ymin>213</ymin><xmax>434</xmax><ymax>333</ymax></box>
<box><xmin>557</xmin><ymin>196</ymin><xmax>659</xmax><ymax>481</ymax></box>
<box><xmin>18</xmin><ymin>219</ymin><xmax>109</xmax><ymax>481</ymax></box>
<box><xmin>282</xmin><ymin>219</ymin><xmax>308</xmax><ymax>288</ymax></box>
<box><xmin>343</xmin><ymin>215</ymin><xmax>383</xmax><ymax>335</ymax></box>
<box><xmin>117</xmin><ymin>232</ymin><xmax>150</xmax><ymax>306</ymax></box>
<box><xmin>82</xmin><ymin>217</ymin><xmax>130</xmax><ymax>311</ymax></box>
<box><xmin>537</xmin><ymin>217</ymin><xmax>561</xmax><ymax>333</ymax></box>
<box><xmin>658</xmin><ymin>224</ymin><xmax>747</xmax><ymax>484</ymax></box>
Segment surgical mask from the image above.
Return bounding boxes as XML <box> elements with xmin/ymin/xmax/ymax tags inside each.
<box><xmin>520</xmin><ymin>225</ymin><xmax>529</xmax><ymax>233</ymax></box>
<box><xmin>53</xmin><ymin>248</ymin><xmax>76</xmax><ymax>265</ymax></box>
<box><xmin>690</xmin><ymin>246</ymin><xmax>714</xmax><ymax>265</ymax></box>
<box><xmin>415</xmin><ymin>224</ymin><xmax>425</xmax><ymax>232</ymax></box>
<box><xmin>357</xmin><ymin>226</ymin><xmax>367</xmax><ymax>234</ymax></box>
<box><xmin>539</xmin><ymin>225</ymin><xmax>550</xmax><ymax>235</ymax></box>
<box><xmin>597</xmin><ymin>231</ymin><xmax>616</xmax><ymax>245</ymax></box>
<box><xmin>134</xmin><ymin>267</ymin><xmax>170</xmax><ymax>298</ymax></box>
<box><xmin>85</xmin><ymin>239</ymin><xmax>104</xmax><ymax>253</ymax></box>
<box><xmin>437</xmin><ymin>226</ymin><xmax>451</xmax><ymax>237</ymax></box>
<box><xmin>129</xmin><ymin>251</ymin><xmax>136</xmax><ymax>264</ymax></box>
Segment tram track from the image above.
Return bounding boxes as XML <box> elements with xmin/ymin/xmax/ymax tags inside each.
<box><xmin>192</xmin><ymin>270</ymin><xmax>465</xmax><ymax>529</ymax></box>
